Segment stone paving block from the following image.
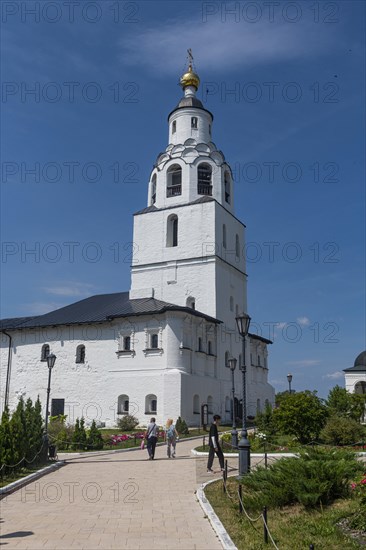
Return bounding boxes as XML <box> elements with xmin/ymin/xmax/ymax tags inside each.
<box><xmin>2</xmin><ymin>440</ymin><xmax>223</xmax><ymax>550</ymax></box>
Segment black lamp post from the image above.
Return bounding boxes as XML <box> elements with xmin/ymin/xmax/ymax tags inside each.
<box><xmin>226</xmin><ymin>356</ymin><xmax>238</xmax><ymax>449</ymax></box>
<box><xmin>235</xmin><ymin>313</ymin><xmax>251</xmax><ymax>476</ymax></box>
<box><xmin>44</xmin><ymin>353</ymin><xmax>56</xmax><ymax>455</ymax></box>
<box><xmin>287</xmin><ymin>373</ymin><xmax>293</xmax><ymax>394</ymax></box>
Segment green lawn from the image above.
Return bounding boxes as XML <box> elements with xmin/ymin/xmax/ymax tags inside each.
<box><xmin>205</xmin><ymin>478</ymin><xmax>363</xmax><ymax>549</ymax></box>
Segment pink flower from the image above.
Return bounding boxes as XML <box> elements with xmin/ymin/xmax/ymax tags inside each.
<box><xmin>351</xmin><ymin>483</ymin><xmax>357</xmax><ymax>489</ymax></box>
<box><xmin>361</xmin><ymin>479</ymin><xmax>366</xmax><ymax>485</ymax></box>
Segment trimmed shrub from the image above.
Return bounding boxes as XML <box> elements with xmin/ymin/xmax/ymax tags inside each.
<box><xmin>241</xmin><ymin>447</ymin><xmax>363</xmax><ymax>510</ymax></box>
<box><xmin>319</xmin><ymin>415</ymin><xmax>365</xmax><ymax>446</ymax></box>
<box><xmin>87</xmin><ymin>420</ymin><xmax>104</xmax><ymax>450</ymax></box>
<box><xmin>116</xmin><ymin>414</ymin><xmax>139</xmax><ymax>431</ymax></box>
<box><xmin>176</xmin><ymin>417</ymin><xmax>189</xmax><ymax>435</ymax></box>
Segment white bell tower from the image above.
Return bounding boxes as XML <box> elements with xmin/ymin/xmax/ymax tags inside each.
<box><xmin>130</xmin><ymin>54</ymin><xmax>247</xmax><ymax>326</ymax></box>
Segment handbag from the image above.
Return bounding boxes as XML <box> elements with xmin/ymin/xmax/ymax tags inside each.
<box><xmin>140</xmin><ymin>440</ymin><xmax>145</xmax><ymax>450</ymax></box>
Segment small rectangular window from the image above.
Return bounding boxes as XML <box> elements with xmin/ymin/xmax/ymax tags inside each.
<box><xmin>198</xmin><ymin>337</ymin><xmax>202</xmax><ymax>352</ymax></box>
<box><xmin>191</xmin><ymin>117</ymin><xmax>198</xmax><ymax>129</ymax></box>
<box><xmin>124</xmin><ymin>336</ymin><xmax>131</xmax><ymax>351</ymax></box>
<box><xmin>151</xmin><ymin>334</ymin><xmax>159</xmax><ymax>349</ymax></box>
<box><xmin>51</xmin><ymin>399</ymin><xmax>65</xmax><ymax>417</ymax></box>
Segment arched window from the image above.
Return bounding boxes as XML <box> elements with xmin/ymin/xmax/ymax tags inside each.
<box><xmin>230</xmin><ymin>296</ymin><xmax>234</xmax><ymax>312</ymax></box>
<box><xmin>258</xmin><ymin>354</ymin><xmax>261</xmax><ymax>366</ymax></box>
<box><xmin>208</xmin><ymin>341</ymin><xmax>212</xmax><ymax>355</ymax></box>
<box><xmin>166</xmin><ymin>214</ymin><xmax>178</xmax><ymax>247</ymax></box>
<box><xmin>193</xmin><ymin>394</ymin><xmax>200</xmax><ymax>414</ymax></box>
<box><xmin>150</xmin><ymin>334</ymin><xmax>159</xmax><ymax>349</ymax></box>
<box><xmin>207</xmin><ymin>395</ymin><xmax>213</xmax><ymax>414</ymax></box>
<box><xmin>117</xmin><ymin>394</ymin><xmax>129</xmax><ymax>414</ymax></box>
<box><xmin>172</xmin><ymin>121</ymin><xmax>176</xmax><ymax>133</ymax></box>
<box><xmin>186</xmin><ymin>297</ymin><xmax>196</xmax><ymax>309</ymax></box>
<box><xmin>167</xmin><ymin>164</ymin><xmax>182</xmax><ymax>197</ymax></box>
<box><xmin>41</xmin><ymin>344</ymin><xmax>50</xmax><ymax>362</ymax></box>
<box><xmin>225</xmin><ymin>396</ymin><xmax>231</xmax><ymax>412</ymax></box>
<box><xmin>76</xmin><ymin>344</ymin><xmax>85</xmax><ymax>364</ymax></box>
<box><xmin>191</xmin><ymin>117</ymin><xmax>198</xmax><ymax>129</ymax></box>
<box><xmin>235</xmin><ymin>234</ymin><xmax>240</xmax><ymax>258</ymax></box>
<box><xmin>124</xmin><ymin>336</ymin><xmax>131</xmax><ymax>351</ymax></box>
<box><xmin>225</xmin><ymin>351</ymin><xmax>230</xmax><ymax>367</ymax></box>
<box><xmin>145</xmin><ymin>394</ymin><xmax>157</xmax><ymax>414</ymax></box>
<box><xmin>151</xmin><ymin>174</ymin><xmax>157</xmax><ymax>205</ymax></box>
<box><xmin>198</xmin><ymin>337</ymin><xmax>203</xmax><ymax>352</ymax></box>
<box><xmin>222</xmin><ymin>224</ymin><xmax>227</xmax><ymax>249</ymax></box>
<box><xmin>224</xmin><ymin>172</ymin><xmax>231</xmax><ymax>203</ymax></box>
<box><xmin>197</xmin><ymin>163</ymin><xmax>212</xmax><ymax>196</ymax></box>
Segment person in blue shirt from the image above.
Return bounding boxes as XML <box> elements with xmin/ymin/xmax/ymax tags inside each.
<box><xmin>144</xmin><ymin>417</ymin><xmax>159</xmax><ymax>460</ymax></box>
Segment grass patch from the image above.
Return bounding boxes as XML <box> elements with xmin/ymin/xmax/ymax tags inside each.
<box><xmin>0</xmin><ymin>462</ymin><xmax>50</xmax><ymax>488</ymax></box>
<box><xmin>205</xmin><ymin>478</ymin><xmax>362</xmax><ymax>549</ymax></box>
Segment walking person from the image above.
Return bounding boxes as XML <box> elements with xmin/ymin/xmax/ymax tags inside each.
<box><xmin>145</xmin><ymin>417</ymin><xmax>159</xmax><ymax>460</ymax></box>
<box><xmin>207</xmin><ymin>414</ymin><xmax>225</xmax><ymax>473</ymax></box>
<box><xmin>165</xmin><ymin>419</ymin><xmax>179</xmax><ymax>458</ymax></box>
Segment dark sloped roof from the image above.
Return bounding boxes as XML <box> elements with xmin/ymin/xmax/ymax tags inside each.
<box><xmin>343</xmin><ymin>350</ymin><xmax>366</xmax><ymax>373</ymax></box>
<box><xmin>0</xmin><ymin>317</ymin><xmax>36</xmax><ymax>330</ymax></box>
<box><xmin>249</xmin><ymin>332</ymin><xmax>273</xmax><ymax>345</ymax></box>
<box><xmin>343</xmin><ymin>365</ymin><xmax>366</xmax><ymax>373</ymax></box>
<box><xmin>354</xmin><ymin>350</ymin><xmax>366</xmax><ymax>367</ymax></box>
<box><xmin>0</xmin><ymin>292</ymin><xmax>221</xmax><ymax>330</ymax></box>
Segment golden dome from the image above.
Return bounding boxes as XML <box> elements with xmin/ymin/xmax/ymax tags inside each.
<box><xmin>180</xmin><ymin>64</ymin><xmax>200</xmax><ymax>91</ymax></box>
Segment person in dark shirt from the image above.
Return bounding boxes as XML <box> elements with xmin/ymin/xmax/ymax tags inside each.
<box><xmin>207</xmin><ymin>414</ymin><xmax>225</xmax><ymax>473</ymax></box>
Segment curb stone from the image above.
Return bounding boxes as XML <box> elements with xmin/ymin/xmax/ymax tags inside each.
<box><xmin>0</xmin><ymin>461</ymin><xmax>66</xmax><ymax>499</ymax></box>
<box><xmin>197</xmin><ymin>478</ymin><xmax>238</xmax><ymax>550</ymax></box>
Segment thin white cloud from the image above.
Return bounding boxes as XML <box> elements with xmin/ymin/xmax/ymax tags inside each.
<box><xmin>23</xmin><ymin>302</ymin><xmax>63</xmax><ymax>315</ymax></box>
<box><xmin>286</xmin><ymin>359</ymin><xmax>321</xmax><ymax>367</ymax></box>
<box><xmin>118</xmin><ymin>15</ymin><xmax>338</xmax><ymax>75</ymax></box>
<box><xmin>297</xmin><ymin>316</ymin><xmax>310</xmax><ymax>327</ymax></box>
<box><xmin>323</xmin><ymin>371</ymin><xmax>344</xmax><ymax>380</ymax></box>
<box><xmin>43</xmin><ymin>283</ymin><xmax>95</xmax><ymax>297</ymax></box>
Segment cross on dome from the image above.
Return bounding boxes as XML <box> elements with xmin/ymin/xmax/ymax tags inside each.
<box><xmin>180</xmin><ymin>49</ymin><xmax>200</xmax><ymax>92</ymax></box>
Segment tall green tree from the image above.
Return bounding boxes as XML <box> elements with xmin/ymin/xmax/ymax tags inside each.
<box><xmin>0</xmin><ymin>406</ymin><xmax>14</xmax><ymax>470</ymax></box>
<box><xmin>79</xmin><ymin>417</ymin><xmax>88</xmax><ymax>449</ymax></box>
<box><xmin>87</xmin><ymin>420</ymin><xmax>104</xmax><ymax>450</ymax></box>
<box><xmin>327</xmin><ymin>385</ymin><xmax>366</xmax><ymax>422</ymax></box>
<box><xmin>72</xmin><ymin>418</ymin><xmax>81</xmax><ymax>450</ymax></box>
<box><xmin>273</xmin><ymin>390</ymin><xmax>328</xmax><ymax>444</ymax></box>
<box><xmin>10</xmin><ymin>397</ymin><xmax>27</xmax><ymax>465</ymax></box>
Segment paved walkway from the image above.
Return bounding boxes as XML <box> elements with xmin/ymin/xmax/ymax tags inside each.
<box><xmin>0</xmin><ymin>440</ymin><xmax>233</xmax><ymax>550</ymax></box>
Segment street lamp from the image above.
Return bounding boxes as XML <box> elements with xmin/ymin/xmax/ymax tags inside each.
<box><xmin>287</xmin><ymin>373</ymin><xmax>293</xmax><ymax>394</ymax></box>
<box><xmin>235</xmin><ymin>313</ymin><xmax>251</xmax><ymax>476</ymax></box>
<box><xmin>44</xmin><ymin>353</ymin><xmax>56</xmax><ymax>456</ymax></box>
<box><xmin>226</xmin><ymin>357</ymin><xmax>238</xmax><ymax>449</ymax></box>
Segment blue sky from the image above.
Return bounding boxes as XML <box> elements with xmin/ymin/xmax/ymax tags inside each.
<box><xmin>1</xmin><ymin>0</ymin><xmax>365</xmax><ymax>397</ymax></box>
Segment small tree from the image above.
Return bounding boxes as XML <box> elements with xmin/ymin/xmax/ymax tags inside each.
<box><xmin>72</xmin><ymin>418</ymin><xmax>81</xmax><ymax>450</ymax></box>
<box><xmin>255</xmin><ymin>402</ymin><xmax>275</xmax><ymax>436</ymax></box>
<box><xmin>0</xmin><ymin>406</ymin><xmax>14</xmax><ymax>472</ymax></box>
<box><xmin>176</xmin><ymin>417</ymin><xmax>189</xmax><ymax>435</ymax></box>
<box><xmin>10</xmin><ymin>397</ymin><xmax>27</xmax><ymax>465</ymax></box>
<box><xmin>87</xmin><ymin>420</ymin><xmax>104</xmax><ymax>450</ymax></box>
<box><xmin>320</xmin><ymin>415</ymin><xmax>365</xmax><ymax>446</ymax></box>
<box><xmin>117</xmin><ymin>414</ymin><xmax>139</xmax><ymax>431</ymax></box>
<box><xmin>79</xmin><ymin>417</ymin><xmax>88</xmax><ymax>449</ymax></box>
<box><xmin>272</xmin><ymin>390</ymin><xmax>328</xmax><ymax>444</ymax></box>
